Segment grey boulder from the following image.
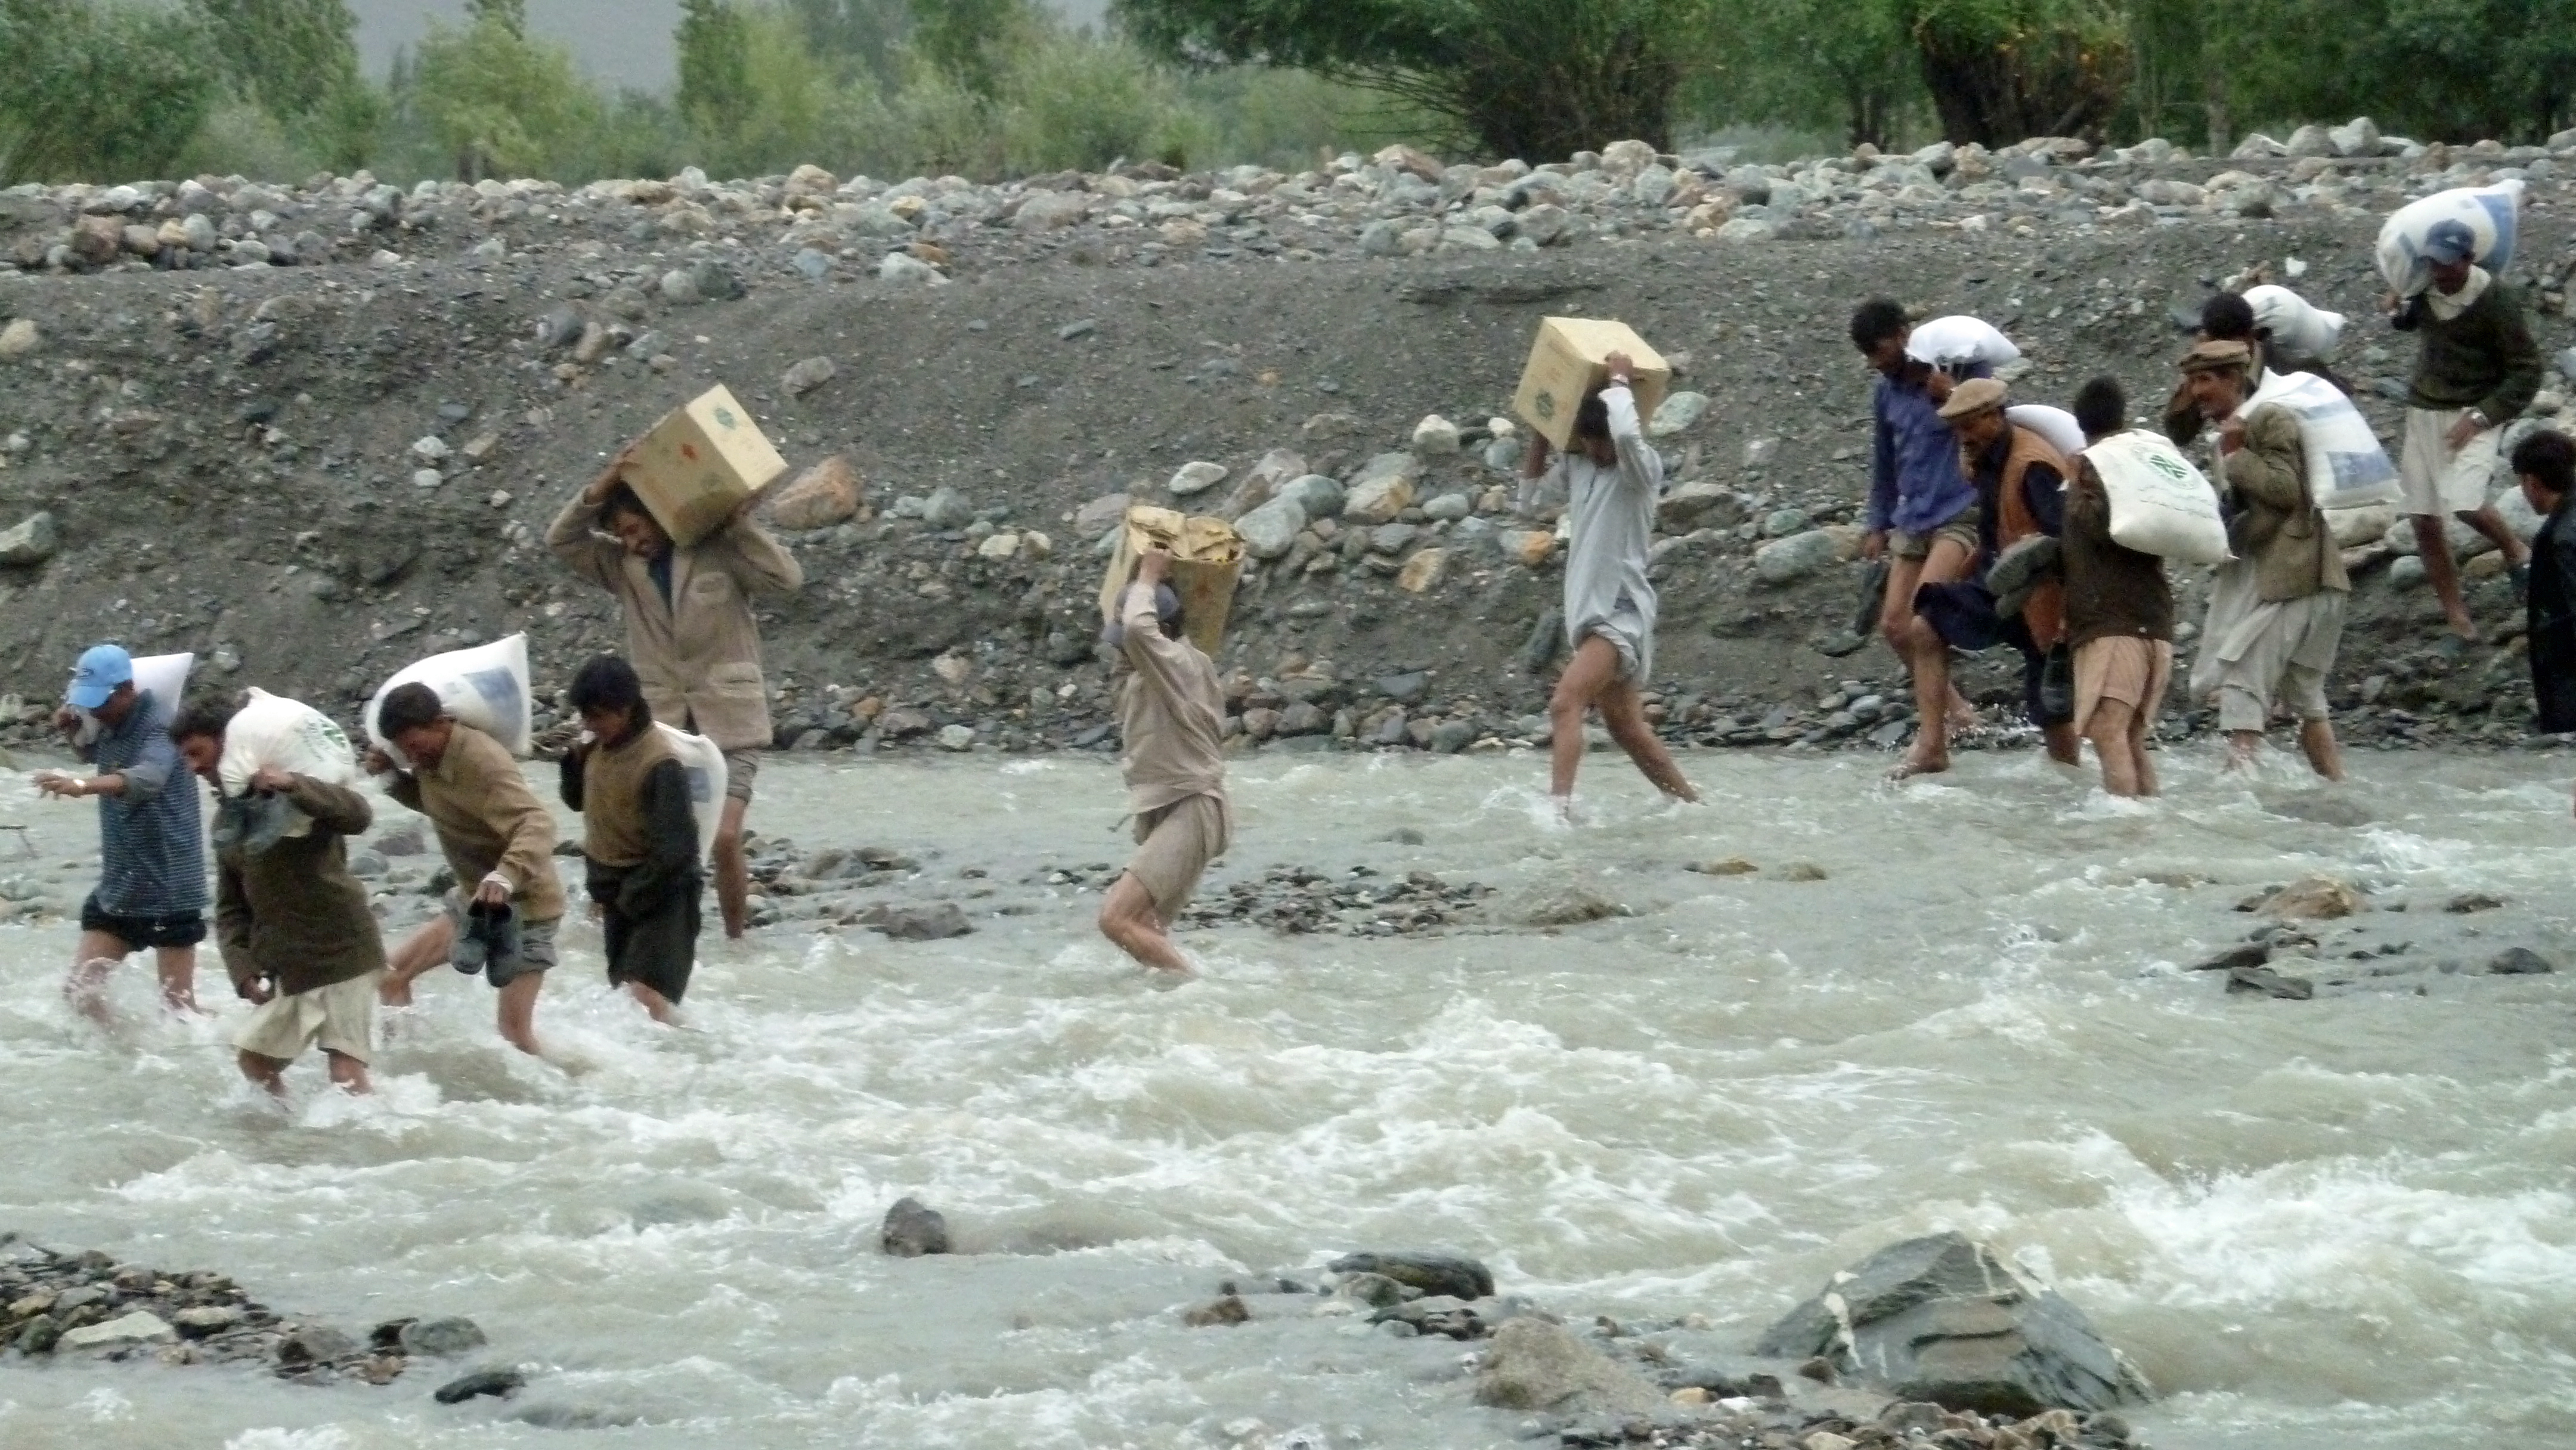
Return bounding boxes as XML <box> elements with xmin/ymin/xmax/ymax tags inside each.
<box><xmin>1327</xmin><ymin>1250</ymin><xmax>1494</xmax><ymax>1300</ymax></box>
<box><xmin>1472</xmin><ymin>1317</ymin><xmax>1663</xmax><ymax>1415</ymax></box>
<box><xmin>881</xmin><ymin>1195</ymin><xmax>952</xmax><ymax>1256</ymax></box>
<box><xmin>1753</xmin><ymin>1232</ymin><xmax>2151</xmax><ymax>1417</ymax></box>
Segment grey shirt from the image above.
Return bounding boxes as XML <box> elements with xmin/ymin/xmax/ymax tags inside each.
<box><xmin>1525</xmin><ymin>385</ymin><xmax>1665</xmax><ymax>681</ymax></box>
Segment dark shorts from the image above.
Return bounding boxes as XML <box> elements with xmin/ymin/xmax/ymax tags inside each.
<box><xmin>80</xmin><ymin>894</ymin><xmax>206</xmax><ymax>950</ymax></box>
<box><xmin>1914</xmin><ymin>581</ymin><xmax>2072</xmax><ymax>729</ymax></box>
<box><xmin>589</xmin><ymin>863</ymin><xmax>701</xmax><ymax>1004</ymax></box>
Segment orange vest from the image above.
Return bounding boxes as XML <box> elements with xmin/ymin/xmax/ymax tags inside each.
<box><xmin>1990</xmin><ymin>425</ymin><xmax>2070</xmax><ymax>652</ymax></box>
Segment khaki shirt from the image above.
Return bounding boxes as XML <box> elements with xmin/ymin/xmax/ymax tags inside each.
<box><xmin>546</xmin><ymin>493</ymin><xmax>803</xmax><ymax>751</ymax></box>
<box><xmin>1114</xmin><ymin>584</ymin><xmax>1229</xmax><ymax>818</ymax></box>
<box><xmin>2221</xmin><ymin>403</ymin><xmax>2351</xmax><ymax>603</ymax></box>
<box><xmin>383</xmin><ymin>723</ymin><xmax>567</xmax><ymax>922</ymax></box>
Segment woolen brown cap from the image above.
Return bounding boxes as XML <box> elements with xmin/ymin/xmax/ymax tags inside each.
<box><xmin>1936</xmin><ymin>377</ymin><xmax>2009</xmax><ymax>420</ymax></box>
<box><xmin>2178</xmin><ymin>339</ymin><xmax>2253</xmax><ymax>374</ymax></box>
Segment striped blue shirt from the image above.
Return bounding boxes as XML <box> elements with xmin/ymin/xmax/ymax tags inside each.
<box><xmin>82</xmin><ymin>692</ymin><xmax>206</xmax><ymax>919</ymax></box>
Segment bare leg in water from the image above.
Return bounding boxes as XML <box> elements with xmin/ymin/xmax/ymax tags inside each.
<box><xmin>1877</xmin><ymin>537</ymin><xmax>1977</xmax><ymax>727</ymax></box>
<box><xmin>1098</xmin><ymin>873</ymin><xmax>1192</xmax><ymax>975</ymax></box>
<box><xmin>64</xmin><ymin>931</ymin><xmax>198</xmax><ymax>1024</ymax></box>
<box><xmin>1549</xmin><ymin>635</ymin><xmax>1699</xmax><ymax>810</ymax></box>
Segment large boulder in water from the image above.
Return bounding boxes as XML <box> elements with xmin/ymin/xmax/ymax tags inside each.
<box><xmin>1473</xmin><ymin>1318</ymin><xmax>1664</xmax><ymax>1415</ymax></box>
<box><xmin>1327</xmin><ymin>1250</ymin><xmax>1493</xmax><ymax>1301</ymax></box>
<box><xmin>1753</xmin><ymin>1232</ymin><xmax>2150</xmax><ymax>1417</ymax></box>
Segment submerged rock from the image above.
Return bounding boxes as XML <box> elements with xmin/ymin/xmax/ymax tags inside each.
<box><xmin>434</xmin><ymin>1367</ymin><xmax>526</xmax><ymax>1403</ymax></box>
<box><xmin>1327</xmin><ymin>1250</ymin><xmax>1494</xmax><ymax>1301</ymax></box>
<box><xmin>880</xmin><ymin>1196</ymin><xmax>951</xmax><ymax>1257</ymax></box>
<box><xmin>401</xmin><ymin>1316</ymin><xmax>489</xmax><ymax>1357</ymax></box>
<box><xmin>1753</xmin><ymin>1232</ymin><xmax>2150</xmax><ymax>1417</ymax></box>
<box><xmin>1182</xmin><ymin>1293</ymin><xmax>1251</xmax><ymax>1327</ymax></box>
<box><xmin>1472</xmin><ymin>1317</ymin><xmax>1663</xmax><ymax>1415</ymax></box>
<box><xmin>858</xmin><ymin>902</ymin><xmax>972</xmax><ymax>940</ymax></box>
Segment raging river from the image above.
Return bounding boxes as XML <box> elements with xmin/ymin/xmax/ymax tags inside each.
<box><xmin>0</xmin><ymin>746</ymin><xmax>2571</xmax><ymax>1449</ymax></box>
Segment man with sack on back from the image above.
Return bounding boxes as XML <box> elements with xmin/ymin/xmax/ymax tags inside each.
<box><xmin>2388</xmin><ymin>219</ymin><xmax>2541</xmax><ymax>643</ymax></box>
<box><xmin>2061</xmin><ymin>379</ymin><xmax>2176</xmax><ymax>798</ymax></box>
<box><xmin>2181</xmin><ymin>341</ymin><xmax>2349</xmax><ymax>779</ymax></box>
<box><xmin>549</xmin><ymin>443</ymin><xmax>803</xmax><ymax>940</ymax></box>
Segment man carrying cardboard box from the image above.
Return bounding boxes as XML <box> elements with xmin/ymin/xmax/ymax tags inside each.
<box><xmin>1518</xmin><ymin>352</ymin><xmax>1701</xmax><ymax>816</ymax></box>
<box><xmin>548</xmin><ymin>439</ymin><xmax>803</xmax><ymax>940</ymax></box>
<box><xmin>1097</xmin><ymin>548</ymin><xmax>1230</xmax><ymax>975</ymax></box>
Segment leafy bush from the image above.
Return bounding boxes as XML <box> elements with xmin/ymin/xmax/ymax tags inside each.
<box><xmin>0</xmin><ymin>0</ymin><xmax>225</xmax><ymax>185</ymax></box>
<box><xmin>406</xmin><ymin>14</ymin><xmax>602</xmax><ymax>180</ymax></box>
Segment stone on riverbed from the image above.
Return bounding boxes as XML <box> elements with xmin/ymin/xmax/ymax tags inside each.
<box><xmin>435</xmin><ymin>1367</ymin><xmax>526</xmax><ymax>1403</ymax></box>
<box><xmin>2247</xmin><ymin>874</ymin><xmax>2363</xmax><ymax>919</ymax></box>
<box><xmin>1327</xmin><ymin>1250</ymin><xmax>1494</xmax><ymax>1301</ymax></box>
<box><xmin>401</xmin><ymin>1316</ymin><xmax>490</xmax><ymax>1357</ymax></box>
<box><xmin>61</xmin><ymin>1310</ymin><xmax>174</xmax><ymax>1349</ymax></box>
<box><xmin>1472</xmin><ymin>1317</ymin><xmax>1664</xmax><ymax>1415</ymax></box>
<box><xmin>881</xmin><ymin>1196</ymin><xmax>952</xmax><ymax>1256</ymax></box>
<box><xmin>857</xmin><ymin>902</ymin><xmax>973</xmax><ymax>940</ymax></box>
<box><xmin>1497</xmin><ymin>879</ymin><xmax>1628</xmax><ymax>927</ymax></box>
<box><xmin>1753</xmin><ymin>1232</ymin><xmax>2150</xmax><ymax>1416</ymax></box>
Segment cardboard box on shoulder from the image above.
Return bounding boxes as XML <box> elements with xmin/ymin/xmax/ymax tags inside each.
<box><xmin>621</xmin><ymin>385</ymin><xmax>789</xmax><ymax>547</ymax></box>
<box><xmin>1097</xmin><ymin>506</ymin><xmax>1243</xmax><ymax>658</ymax></box>
<box><xmin>1512</xmin><ymin>318</ymin><xmax>1670</xmax><ymax>450</ymax></box>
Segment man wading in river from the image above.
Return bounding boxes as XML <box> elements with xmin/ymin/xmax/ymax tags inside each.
<box><xmin>171</xmin><ymin>697</ymin><xmax>386</xmax><ymax>1098</ymax></box>
<box><xmin>33</xmin><ymin>645</ymin><xmax>207</xmax><ymax>1023</ymax></box>
<box><xmin>1098</xmin><ymin>547</ymin><xmax>1230</xmax><ymax>975</ymax></box>
<box><xmin>367</xmin><ymin>683</ymin><xmax>565</xmax><ymax>1057</ymax></box>
<box><xmin>1518</xmin><ymin>350</ymin><xmax>1700</xmax><ymax>816</ymax></box>
<box><xmin>559</xmin><ymin>655</ymin><xmax>703</xmax><ymax>1022</ymax></box>
<box><xmin>1854</xmin><ymin>299</ymin><xmax>1980</xmax><ymax>731</ymax></box>
<box><xmin>549</xmin><ymin>444</ymin><xmax>802</xmax><ymax>940</ymax></box>
<box><xmin>2183</xmin><ymin>341</ymin><xmax>2350</xmax><ymax>779</ymax></box>
<box><xmin>1894</xmin><ymin>379</ymin><xmax>2080</xmax><ymax>779</ymax></box>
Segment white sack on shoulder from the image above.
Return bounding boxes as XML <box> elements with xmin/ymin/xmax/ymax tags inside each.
<box><xmin>2084</xmin><ymin>430</ymin><xmax>2233</xmax><ymax>566</ymax></box>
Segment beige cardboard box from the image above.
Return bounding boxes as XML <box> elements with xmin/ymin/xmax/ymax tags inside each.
<box><xmin>622</xmin><ymin>385</ymin><xmax>789</xmax><ymax>546</ymax></box>
<box><xmin>1512</xmin><ymin>318</ymin><xmax>1670</xmax><ymax>450</ymax></box>
<box><xmin>1098</xmin><ymin>506</ymin><xmax>1243</xmax><ymax>657</ymax></box>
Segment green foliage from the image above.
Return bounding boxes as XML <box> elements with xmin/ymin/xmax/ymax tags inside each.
<box><xmin>678</xmin><ymin>0</ymin><xmax>755</xmax><ymax>140</ymax></box>
<box><xmin>1906</xmin><ymin>0</ymin><xmax>2134</xmax><ymax>145</ymax></box>
<box><xmin>908</xmin><ymin>0</ymin><xmax>1045</xmax><ymax>98</ymax></box>
<box><xmin>1178</xmin><ymin>65</ymin><xmax>1455</xmax><ymax>170</ymax></box>
<box><xmin>789</xmin><ymin>0</ymin><xmax>912</xmax><ymax>85</ymax></box>
<box><xmin>466</xmin><ymin>0</ymin><xmax>526</xmax><ymax>35</ymax></box>
<box><xmin>407</xmin><ymin>13</ymin><xmax>600</xmax><ymax>179</ymax></box>
<box><xmin>1695</xmin><ymin>0</ymin><xmax>1920</xmax><ymax>146</ymax></box>
<box><xmin>998</xmin><ymin>28</ymin><xmax>1185</xmax><ymax>173</ymax></box>
<box><xmin>1116</xmin><ymin>0</ymin><xmax>1723</xmax><ymax>159</ymax></box>
<box><xmin>192</xmin><ymin>0</ymin><xmax>359</xmax><ymax>123</ymax></box>
<box><xmin>0</xmin><ymin>0</ymin><xmax>225</xmax><ymax>185</ymax></box>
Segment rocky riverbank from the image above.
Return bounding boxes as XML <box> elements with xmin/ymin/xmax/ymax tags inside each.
<box><xmin>1</xmin><ymin>126</ymin><xmax>2574</xmax><ymax>767</ymax></box>
<box><xmin>0</xmin><ymin>1231</ymin><xmax>510</xmax><ymax>1400</ymax></box>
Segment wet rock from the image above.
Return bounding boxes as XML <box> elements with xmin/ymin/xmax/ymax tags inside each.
<box><xmin>1689</xmin><ymin>857</ymin><xmax>1758</xmax><ymax>876</ymax></box>
<box><xmin>61</xmin><ymin>1310</ymin><xmax>174</xmax><ymax>1349</ymax></box>
<box><xmin>172</xmin><ymin>1305</ymin><xmax>242</xmax><ymax>1337</ymax></box>
<box><xmin>401</xmin><ymin>1316</ymin><xmax>488</xmax><ymax>1357</ymax></box>
<box><xmin>2444</xmin><ymin>891</ymin><xmax>2504</xmax><ymax>914</ymax></box>
<box><xmin>1183</xmin><ymin>1293</ymin><xmax>1251</xmax><ymax>1327</ymax></box>
<box><xmin>1473</xmin><ymin>1317</ymin><xmax>1664</xmax><ymax>1415</ymax></box>
<box><xmin>2189</xmin><ymin>941</ymin><xmax>2271</xmax><ymax>971</ymax></box>
<box><xmin>1328</xmin><ymin>1251</ymin><xmax>1494</xmax><ymax>1300</ymax></box>
<box><xmin>1500</xmin><ymin>879</ymin><xmax>1628</xmax><ymax>927</ymax></box>
<box><xmin>1754</xmin><ymin>1232</ymin><xmax>2150</xmax><ymax>1416</ymax></box>
<box><xmin>857</xmin><ymin>902</ymin><xmax>973</xmax><ymax>940</ymax></box>
<box><xmin>881</xmin><ymin>1196</ymin><xmax>952</xmax><ymax>1256</ymax></box>
<box><xmin>0</xmin><ymin>510</ymin><xmax>59</xmax><ymax>566</ymax></box>
<box><xmin>1334</xmin><ymin>1271</ymin><xmax>1408</xmax><ymax>1309</ymax></box>
<box><xmin>2488</xmin><ymin>947</ymin><xmax>2557</xmax><ymax>975</ymax></box>
<box><xmin>2226</xmin><ymin>965</ymin><xmax>2315</xmax><ymax>999</ymax></box>
<box><xmin>765</xmin><ymin>456</ymin><xmax>863</xmax><ymax>531</ymax></box>
<box><xmin>2252</xmin><ymin>875</ymin><xmax>2363</xmax><ymax>919</ymax></box>
<box><xmin>277</xmin><ymin>1324</ymin><xmax>358</xmax><ymax>1366</ymax></box>
<box><xmin>434</xmin><ymin>1368</ymin><xmax>525</xmax><ymax>1403</ymax></box>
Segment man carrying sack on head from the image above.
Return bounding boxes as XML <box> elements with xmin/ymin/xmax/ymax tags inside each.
<box><xmin>548</xmin><ymin>442</ymin><xmax>802</xmax><ymax>940</ymax></box>
<box><xmin>1097</xmin><ymin>548</ymin><xmax>1230</xmax><ymax>977</ymax></box>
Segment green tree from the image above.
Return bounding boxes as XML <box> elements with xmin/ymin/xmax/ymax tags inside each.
<box><xmin>909</xmin><ymin>0</ymin><xmax>1044</xmax><ymax>98</ymax></box>
<box><xmin>408</xmin><ymin>11</ymin><xmax>600</xmax><ymax>179</ymax></box>
<box><xmin>467</xmin><ymin>0</ymin><xmax>526</xmax><ymax>35</ymax></box>
<box><xmin>1001</xmin><ymin>27</ymin><xmax>1184</xmax><ymax>172</ymax></box>
<box><xmin>1905</xmin><ymin>0</ymin><xmax>2132</xmax><ymax>145</ymax></box>
<box><xmin>679</xmin><ymin>0</ymin><xmax>756</xmax><ymax>140</ymax></box>
<box><xmin>1114</xmin><ymin>0</ymin><xmax>1720</xmax><ymax>160</ymax></box>
<box><xmin>192</xmin><ymin>0</ymin><xmax>360</xmax><ymax>122</ymax></box>
<box><xmin>1701</xmin><ymin>0</ymin><xmax>1918</xmax><ymax>147</ymax></box>
<box><xmin>789</xmin><ymin>0</ymin><xmax>912</xmax><ymax>85</ymax></box>
<box><xmin>0</xmin><ymin>0</ymin><xmax>224</xmax><ymax>184</ymax></box>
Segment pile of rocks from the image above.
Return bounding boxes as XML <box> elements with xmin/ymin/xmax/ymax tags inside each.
<box><xmin>1179</xmin><ymin>865</ymin><xmax>1494</xmax><ymax>937</ymax></box>
<box><xmin>8</xmin><ymin>120</ymin><xmax>2575</xmax><ymax>286</ymax></box>
<box><xmin>0</xmin><ymin>1233</ymin><xmax>496</xmax><ymax>1395</ymax></box>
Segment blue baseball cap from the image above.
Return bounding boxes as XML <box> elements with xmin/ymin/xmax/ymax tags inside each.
<box><xmin>2421</xmin><ymin>218</ymin><xmax>2476</xmax><ymax>265</ymax></box>
<box><xmin>67</xmin><ymin>643</ymin><xmax>133</xmax><ymax>709</ymax></box>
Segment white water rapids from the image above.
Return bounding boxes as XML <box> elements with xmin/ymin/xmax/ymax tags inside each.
<box><xmin>0</xmin><ymin>746</ymin><xmax>2571</xmax><ymax>1449</ymax></box>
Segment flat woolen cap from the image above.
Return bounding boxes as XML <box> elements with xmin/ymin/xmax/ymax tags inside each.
<box><xmin>2178</xmin><ymin>339</ymin><xmax>2253</xmax><ymax>374</ymax></box>
<box><xmin>1936</xmin><ymin>377</ymin><xmax>2009</xmax><ymax>420</ymax></box>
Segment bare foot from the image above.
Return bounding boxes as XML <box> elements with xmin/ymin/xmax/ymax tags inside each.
<box><xmin>1888</xmin><ymin>749</ymin><xmax>1949</xmax><ymax>781</ymax></box>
